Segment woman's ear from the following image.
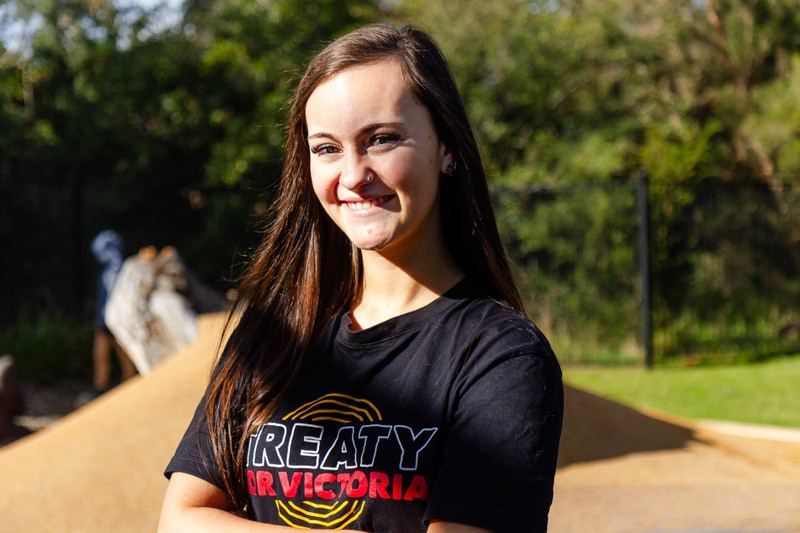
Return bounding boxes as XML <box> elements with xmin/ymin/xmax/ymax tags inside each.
<box><xmin>440</xmin><ymin>145</ymin><xmax>454</xmax><ymax>175</ymax></box>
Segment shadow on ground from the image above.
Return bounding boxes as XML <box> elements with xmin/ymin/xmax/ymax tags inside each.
<box><xmin>558</xmin><ymin>385</ymin><xmax>696</xmax><ymax>467</ymax></box>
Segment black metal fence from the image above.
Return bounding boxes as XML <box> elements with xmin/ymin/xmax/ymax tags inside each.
<box><xmin>494</xmin><ymin>178</ymin><xmax>645</xmax><ymax>366</ymax></box>
<box><xmin>1</xmin><ymin>173</ymin><xmax>261</xmax><ymax>326</ymax></box>
<box><xmin>648</xmin><ymin>178</ymin><xmax>800</xmax><ymax>365</ymax></box>
<box><xmin>497</xmin><ymin>175</ymin><xmax>800</xmax><ymax>366</ymax></box>
<box><xmin>5</xmin><ymin>172</ymin><xmax>800</xmax><ymax>366</ymax></box>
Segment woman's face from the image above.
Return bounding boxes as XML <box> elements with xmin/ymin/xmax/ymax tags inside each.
<box><xmin>305</xmin><ymin>59</ymin><xmax>452</xmax><ymax>257</ymax></box>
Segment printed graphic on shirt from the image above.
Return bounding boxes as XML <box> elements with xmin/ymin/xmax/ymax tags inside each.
<box><xmin>246</xmin><ymin>393</ymin><xmax>437</xmax><ymax>529</ymax></box>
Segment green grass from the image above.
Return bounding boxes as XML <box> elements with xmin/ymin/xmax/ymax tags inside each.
<box><xmin>564</xmin><ymin>355</ymin><xmax>800</xmax><ymax>428</ymax></box>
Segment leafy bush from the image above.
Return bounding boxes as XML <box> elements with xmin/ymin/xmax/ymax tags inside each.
<box><xmin>0</xmin><ymin>312</ymin><xmax>94</xmax><ymax>384</ymax></box>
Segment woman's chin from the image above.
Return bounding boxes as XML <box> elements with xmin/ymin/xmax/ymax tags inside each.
<box><xmin>347</xmin><ymin>233</ymin><xmax>394</xmax><ymax>253</ymax></box>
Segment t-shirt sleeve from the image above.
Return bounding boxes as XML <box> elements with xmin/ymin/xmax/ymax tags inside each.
<box><xmin>424</xmin><ymin>341</ymin><xmax>563</xmax><ymax>533</ymax></box>
<box><xmin>164</xmin><ymin>393</ymin><xmax>225</xmax><ymax>491</ymax></box>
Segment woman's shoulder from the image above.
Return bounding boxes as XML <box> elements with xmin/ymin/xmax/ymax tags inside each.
<box><xmin>443</xmin><ymin>287</ymin><xmax>557</xmax><ymax>364</ymax></box>
<box><xmin>441</xmin><ymin>292</ymin><xmax>563</xmax><ymax>422</ymax></box>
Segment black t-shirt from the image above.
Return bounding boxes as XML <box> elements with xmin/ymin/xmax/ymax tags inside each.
<box><xmin>166</xmin><ymin>279</ymin><xmax>563</xmax><ymax>532</ymax></box>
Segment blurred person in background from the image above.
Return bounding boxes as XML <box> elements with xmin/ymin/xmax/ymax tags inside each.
<box><xmin>78</xmin><ymin>230</ymin><xmax>137</xmax><ymax>405</ymax></box>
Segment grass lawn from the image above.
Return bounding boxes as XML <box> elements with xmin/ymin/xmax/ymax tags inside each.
<box><xmin>563</xmin><ymin>355</ymin><xmax>800</xmax><ymax>428</ymax></box>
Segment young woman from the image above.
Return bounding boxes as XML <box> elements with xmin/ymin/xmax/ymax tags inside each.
<box><xmin>160</xmin><ymin>24</ymin><xmax>563</xmax><ymax>533</ymax></box>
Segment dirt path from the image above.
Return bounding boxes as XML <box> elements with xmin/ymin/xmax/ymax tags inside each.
<box><xmin>552</xmin><ymin>386</ymin><xmax>800</xmax><ymax>532</ymax></box>
<box><xmin>2</xmin><ymin>314</ymin><xmax>799</xmax><ymax>532</ymax></box>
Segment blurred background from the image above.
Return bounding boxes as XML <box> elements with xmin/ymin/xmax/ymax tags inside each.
<box><xmin>2</xmin><ymin>0</ymin><xmax>800</xmax><ymax>389</ymax></box>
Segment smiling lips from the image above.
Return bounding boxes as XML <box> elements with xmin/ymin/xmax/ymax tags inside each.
<box><xmin>342</xmin><ymin>195</ymin><xmax>394</xmax><ymax>212</ymax></box>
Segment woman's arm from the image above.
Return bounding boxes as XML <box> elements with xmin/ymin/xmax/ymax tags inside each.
<box><xmin>159</xmin><ymin>473</ymin><xmax>271</xmax><ymax>532</ymax></box>
<box><xmin>159</xmin><ymin>473</ymin><xmax>365</xmax><ymax>533</ymax></box>
<box><xmin>159</xmin><ymin>473</ymin><xmax>491</xmax><ymax>533</ymax></box>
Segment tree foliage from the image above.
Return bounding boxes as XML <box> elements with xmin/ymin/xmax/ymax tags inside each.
<box><xmin>3</xmin><ymin>0</ymin><xmax>800</xmax><ymax>361</ymax></box>
<box><xmin>1</xmin><ymin>0</ymin><xmax>380</xmax><ymax>320</ymax></box>
<box><xmin>394</xmin><ymin>0</ymin><xmax>800</xmax><ymax>360</ymax></box>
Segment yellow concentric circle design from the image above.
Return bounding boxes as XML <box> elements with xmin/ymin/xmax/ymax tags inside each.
<box><xmin>276</xmin><ymin>393</ymin><xmax>383</xmax><ymax>529</ymax></box>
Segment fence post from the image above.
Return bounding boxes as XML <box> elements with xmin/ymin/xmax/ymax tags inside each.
<box><xmin>70</xmin><ymin>171</ymin><xmax>85</xmax><ymax>315</ymax></box>
<box><xmin>638</xmin><ymin>170</ymin><xmax>654</xmax><ymax>368</ymax></box>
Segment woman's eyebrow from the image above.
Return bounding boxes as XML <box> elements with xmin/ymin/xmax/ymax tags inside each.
<box><xmin>359</xmin><ymin>121</ymin><xmax>404</xmax><ymax>132</ymax></box>
<box><xmin>307</xmin><ymin>132</ymin><xmax>335</xmax><ymax>141</ymax></box>
<box><xmin>307</xmin><ymin>121</ymin><xmax>405</xmax><ymax>141</ymax></box>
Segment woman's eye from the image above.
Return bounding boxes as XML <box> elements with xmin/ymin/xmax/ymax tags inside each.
<box><xmin>310</xmin><ymin>144</ymin><xmax>339</xmax><ymax>155</ymax></box>
<box><xmin>371</xmin><ymin>133</ymin><xmax>400</xmax><ymax>147</ymax></box>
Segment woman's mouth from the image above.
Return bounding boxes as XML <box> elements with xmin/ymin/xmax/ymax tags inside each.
<box><xmin>343</xmin><ymin>195</ymin><xmax>393</xmax><ymax>211</ymax></box>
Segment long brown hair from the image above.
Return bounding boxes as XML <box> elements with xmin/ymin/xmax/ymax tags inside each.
<box><xmin>205</xmin><ymin>23</ymin><xmax>523</xmax><ymax>514</ymax></box>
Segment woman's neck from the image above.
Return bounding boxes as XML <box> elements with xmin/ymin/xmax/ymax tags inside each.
<box><xmin>350</xmin><ymin>245</ymin><xmax>464</xmax><ymax>331</ymax></box>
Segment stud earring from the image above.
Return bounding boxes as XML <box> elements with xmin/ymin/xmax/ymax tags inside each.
<box><xmin>445</xmin><ymin>162</ymin><xmax>457</xmax><ymax>176</ymax></box>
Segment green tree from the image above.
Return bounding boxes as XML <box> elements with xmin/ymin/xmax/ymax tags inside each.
<box><xmin>394</xmin><ymin>0</ymin><xmax>800</xmax><ymax>361</ymax></box>
<box><xmin>1</xmin><ymin>0</ymin><xmax>383</xmax><ymax>320</ymax></box>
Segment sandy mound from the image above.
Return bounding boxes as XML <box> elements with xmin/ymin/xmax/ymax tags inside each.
<box><xmin>0</xmin><ymin>314</ymin><xmax>227</xmax><ymax>533</ymax></box>
<box><xmin>1</xmin><ymin>314</ymin><xmax>799</xmax><ymax>532</ymax></box>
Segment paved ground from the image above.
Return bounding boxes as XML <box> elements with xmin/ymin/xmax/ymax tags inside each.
<box><xmin>2</xmin><ymin>314</ymin><xmax>799</xmax><ymax>532</ymax></box>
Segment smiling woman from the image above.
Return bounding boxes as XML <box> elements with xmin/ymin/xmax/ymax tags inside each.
<box><xmin>305</xmin><ymin>59</ymin><xmax>461</xmax><ymax>326</ymax></box>
<box><xmin>159</xmin><ymin>24</ymin><xmax>563</xmax><ymax>533</ymax></box>
<box><xmin>306</xmin><ymin>59</ymin><xmax>449</xmax><ymax>259</ymax></box>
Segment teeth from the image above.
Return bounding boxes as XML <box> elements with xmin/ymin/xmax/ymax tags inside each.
<box><xmin>346</xmin><ymin>196</ymin><xmax>389</xmax><ymax>211</ymax></box>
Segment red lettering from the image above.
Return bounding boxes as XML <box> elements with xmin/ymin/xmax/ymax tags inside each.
<box><xmin>247</xmin><ymin>470</ymin><xmax>257</xmax><ymax>496</ymax></box>
<box><xmin>403</xmin><ymin>475</ymin><xmax>429</xmax><ymax>501</ymax></box>
<box><xmin>369</xmin><ymin>472</ymin><xmax>390</xmax><ymax>499</ymax></box>
<box><xmin>392</xmin><ymin>473</ymin><xmax>403</xmax><ymax>500</ymax></box>
<box><xmin>267</xmin><ymin>470</ymin><xmax>427</xmax><ymax>502</ymax></box>
<box><xmin>346</xmin><ymin>470</ymin><xmax>368</xmax><ymax>498</ymax></box>
<box><xmin>336</xmin><ymin>473</ymin><xmax>351</xmax><ymax>498</ymax></box>
<box><xmin>314</xmin><ymin>473</ymin><xmax>336</xmax><ymax>500</ymax></box>
<box><xmin>304</xmin><ymin>472</ymin><xmax>314</xmax><ymax>498</ymax></box>
<box><xmin>256</xmin><ymin>471</ymin><xmax>276</xmax><ymax>496</ymax></box>
<box><xmin>278</xmin><ymin>472</ymin><xmax>302</xmax><ymax>498</ymax></box>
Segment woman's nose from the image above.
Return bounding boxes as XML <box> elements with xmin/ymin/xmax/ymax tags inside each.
<box><xmin>339</xmin><ymin>152</ymin><xmax>373</xmax><ymax>190</ymax></box>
